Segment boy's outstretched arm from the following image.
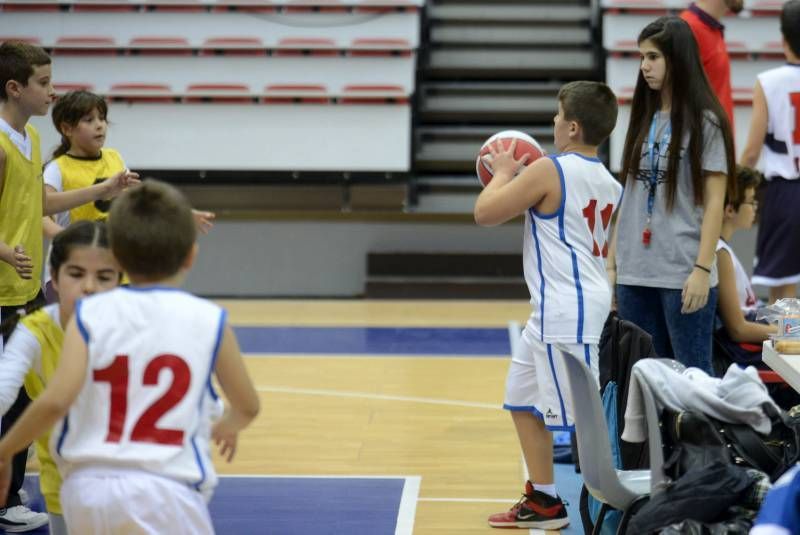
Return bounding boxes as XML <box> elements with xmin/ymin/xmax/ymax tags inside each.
<box><xmin>740</xmin><ymin>80</ymin><xmax>767</xmax><ymax>168</ymax></box>
<box><xmin>0</xmin><ymin>317</ymin><xmax>88</xmax><ymax>503</ymax></box>
<box><xmin>212</xmin><ymin>323</ymin><xmax>260</xmax><ymax>462</ymax></box>
<box><xmin>474</xmin><ymin>139</ymin><xmax>560</xmax><ymax>227</ymax></box>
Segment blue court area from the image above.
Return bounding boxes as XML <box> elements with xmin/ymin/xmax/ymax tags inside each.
<box><xmin>234</xmin><ymin>326</ymin><xmax>511</xmax><ymax>356</ymax></box>
<box><xmin>18</xmin><ymin>475</ymin><xmax>418</xmax><ymax>535</ymax></box>
<box><xmin>209</xmin><ymin>476</ymin><xmax>414</xmax><ymax>534</ymax></box>
<box><xmin>18</xmin><ymin>470</ymin><xmax>582</xmax><ymax>534</ymax></box>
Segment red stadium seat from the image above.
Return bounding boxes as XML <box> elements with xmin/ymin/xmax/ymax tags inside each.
<box><xmin>72</xmin><ymin>2</ymin><xmax>138</xmax><ymax>12</ymax></box>
<box><xmin>0</xmin><ymin>3</ymin><xmax>61</xmax><ymax>12</ymax></box>
<box><xmin>0</xmin><ymin>36</ymin><xmax>42</xmax><ymax>45</ymax></box>
<box><xmin>54</xmin><ymin>36</ymin><xmax>117</xmax><ymax>55</ymax></box>
<box><xmin>201</xmin><ymin>37</ymin><xmax>265</xmax><ymax>55</ymax></box>
<box><xmin>340</xmin><ymin>84</ymin><xmax>407</xmax><ymax>104</ymax></box>
<box><xmin>263</xmin><ymin>84</ymin><xmax>329</xmax><ymax>104</ymax></box>
<box><xmin>186</xmin><ymin>83</ymin><xmax>253</xmax><ymax>103</ymax></box>
<box><xmin>732</xmin><ymin>87</ymin><xmax>754</xmax><ymax>105</ymax></box>
<box><xmin>109</xmin><ymin>83</ymin><xmax>175</xmax><ymax>102</ymax></box>
<box><xmin>129</xmin><ymin>36</ymin><xmax>192</xmax><ymax>55</ymax></box>
<box><xmin>53</xmin><ymin>83</ymin><xmax>95</xmax><ymax>95</ymax></box>
<box><xmin>56</xmin><ymin>36</ymin><xmax>116</xmax><ymax>47</ymax></box>
<box><xmin>275</xmin><ymin>38</ymin><xmax>338</xmax><ymax>56</ymax></box>
<box><xmin>140</xmin><ymin>0</ymin><xmax>205</xmax><ymax>11</ymax></box>
<box><xmin>350</xmin><ymin>38</ymin><xmax>412</xmax><ymax>57</ymax></box>
<box><xmin>285</xmin><ymin>0</ymin><xmax>346</xmax><ymax>13</ymax></box>
<box><xmin>213</xmin><ymin>0</ymin><xmax>277</xmax><ymax>13</ymax></box>
<box><xmin>355</xmin><ymin>0</ymin><xmax>419</xmax><ymax>13</ymax></box>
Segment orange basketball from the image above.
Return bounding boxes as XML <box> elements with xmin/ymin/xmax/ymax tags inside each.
<box><xmin>476</xmin><ymin>130</ymin><xmax>545</xmax><ymax>187</ymax></box>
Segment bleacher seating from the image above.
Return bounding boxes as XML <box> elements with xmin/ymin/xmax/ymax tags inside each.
<box><xmin>0</xmin><ymin>10</ymin><xmax>419</xmax><ymax>53</ymax></box>
<box><xmin>601</xmin><ymin>0</ymin><xmax>784</xmax><ymax>13</ymax></box>
<box><xmin>6</xmin><ymin>0</ymin><xmax>421</xmax><ymax>180</ymax></box>
<box><xmin>604</xmin><ymin>13</ymin><xmax>783</xmax><ymax>56</ymax></box>
<box><xmin>602</xmin><ymin>0</ymin><xmax>789</xmax><ymax>171</ymax></box>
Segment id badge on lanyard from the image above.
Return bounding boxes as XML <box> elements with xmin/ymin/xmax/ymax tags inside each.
<box><xmin>643</xmin><ymin>113</ymin><xmax>671</xmax><ymax>247</ymax></box>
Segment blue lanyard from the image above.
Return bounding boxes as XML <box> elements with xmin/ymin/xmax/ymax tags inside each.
<box><xmin>645</xmin><ymin>112</ymin><xmax>671</xmax><ymax>222</ymax></box>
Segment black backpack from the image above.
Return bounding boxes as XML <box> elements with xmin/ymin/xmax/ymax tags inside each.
<box><xmin>662</xmin><ymin>403</ymin><xmax>800</xmax><ymax>482</ymax></box>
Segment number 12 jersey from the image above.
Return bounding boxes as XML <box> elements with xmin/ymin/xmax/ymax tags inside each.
<box><xmin>53</xmin><ymin>287</ymin><xmax>226</xmax><ymax>495</ymax></box>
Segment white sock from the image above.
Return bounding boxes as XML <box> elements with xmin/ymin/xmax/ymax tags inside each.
<box><xmin>534</xmin><ymin>483</ymin><xmax>557</xmax><ymax>498</ymax></box>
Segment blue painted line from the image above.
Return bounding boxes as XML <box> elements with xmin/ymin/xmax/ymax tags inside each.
<box><xmin>21</xmin><ymin>475</ymin><xmax>409</xmax><ymax>535</ymax></box>
<box><xmin>209</xmin><ymin>477</ymin><xmax>406</xmax><ymax>535</ymax></box>
<box><xmin>233</xmin><ymin>326</ymin><xmax>511</xmax><ymax>356</ymax></box>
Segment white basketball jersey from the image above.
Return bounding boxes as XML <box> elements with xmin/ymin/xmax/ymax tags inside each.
<box><xmin>52</xmin><ymin>287</ymin><xmax>225</xmax><ymax>495</ymax></box>
<box><xmin>716</xmin><ymin>239</ymin><xmax>758</xmax><ymax>313</ymax></box>
<box><xmin>758</xmin><ymin>64</ymin><xmax>800</xmax><ymax>180</ymax></box>
<box><xmin>524</xmin><ymin>153</ymin><xmax>623</xmax><ymax>344</ymax></box>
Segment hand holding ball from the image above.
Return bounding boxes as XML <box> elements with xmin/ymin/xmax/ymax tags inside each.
<box><xmin>476</xmin><ymin>130</ymin><xmax>545</xmax><ymax>187</ymax></box>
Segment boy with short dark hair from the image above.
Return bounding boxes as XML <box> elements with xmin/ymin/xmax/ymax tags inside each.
<box><xmin>0</xmin><ymin>179</ymin><xmax>261</xmax><ymax>534</ymax></box>
<box><xmin>475</xmin><ymin>81</ymin><xmax>622</xmax><ymax>529</ymax></box>
<box><xmin>0</xmin><ymin>40</ymin><xmax>54</xmax><ymax>531</ymax></box>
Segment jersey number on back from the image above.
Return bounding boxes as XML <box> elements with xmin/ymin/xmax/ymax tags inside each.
<box><xmin>93</xmin><ymin>354</ymin><xmax>192</xmax><ymax>446</ymax></box>
<box><xmin>581</xmin><ymin>199</ymin><xmax>614</xmax><ymax>257</ymax></box>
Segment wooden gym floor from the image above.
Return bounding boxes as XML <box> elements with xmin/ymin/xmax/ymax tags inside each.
<box><xmin>206</xmin><ymin>299</ymin><xmax>585</xmax><ymax>535</ymax></box>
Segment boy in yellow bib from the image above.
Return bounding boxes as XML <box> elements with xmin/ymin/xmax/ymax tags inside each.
<box><xmin>0</xmin><ymin>41</ymin><xmax>137</xmax><ymax>532</ymax></box>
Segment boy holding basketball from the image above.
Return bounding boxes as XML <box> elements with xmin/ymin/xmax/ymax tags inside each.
<box><xmin>475</xmin><ymin>81</ymin><xmax>621</xmax><ymax>529</ymax></box>
<box><xmin>0</xmin><ymin>180</ymin><xmax>260</xmax><ymax>534</ymax></box>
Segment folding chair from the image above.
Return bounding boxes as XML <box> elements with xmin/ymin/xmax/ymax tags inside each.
<box><xmin>561</xmin><ymin>352</ymin><xmax>650</xmax><ymax>534</ymax></box>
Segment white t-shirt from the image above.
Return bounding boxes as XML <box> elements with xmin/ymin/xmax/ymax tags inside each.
<box><xmin>0</xmin><ymin>304</ymin><xmax>59</xmax><ymax>415</ymax></box>
<box><xmin>42</xmin><ymin>162</ymin><xmax>70</xmax><ymax>229</ymax></box>
<box><xmin>0</xmin><ymin>117</ymin><xmax>32</xmax><ymax>160</ymax></box>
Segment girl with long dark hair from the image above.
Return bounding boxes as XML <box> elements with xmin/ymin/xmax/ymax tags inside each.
<box><xmin>607</xmin><ymin>16</ymin><xmax>736</xmax><ymax>373</ymax></box>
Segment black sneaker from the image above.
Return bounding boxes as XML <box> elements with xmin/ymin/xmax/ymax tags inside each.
<box><xmin>488</xmin><ymin>482</ymin><xmax>569</xmax><ymax>529</ymax></box>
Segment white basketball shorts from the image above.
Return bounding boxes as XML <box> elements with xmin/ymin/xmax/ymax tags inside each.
<box><xmin>503</xmin><ymin>327</ymin><xmax>599</xmax><ymax>431</ymax></box>
<box><xmin>61</xmin><ymin>468</ymin><xmax>214</xmax><ymax>535</ymax></box>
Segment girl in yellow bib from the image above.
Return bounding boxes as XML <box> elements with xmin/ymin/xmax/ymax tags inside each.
<box><xmin>0</xmin><ymin>221</ymin><xmax>122</xmax><ymax>535</ymax></box>
<box><xmin>43</xmin><ymin>91</ymin><xmax>128</xmax><ymax>231</ymax></box>
<box><xmin>42</xmin><ymin>91</ymin><xmax>215</xmax><ymax>298</ymax></box>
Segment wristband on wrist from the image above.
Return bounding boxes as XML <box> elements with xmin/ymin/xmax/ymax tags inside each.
<box><xmin>693</xmin><ymin>263</ymin><xmax>711</xmax><ymax>274</ymax></box>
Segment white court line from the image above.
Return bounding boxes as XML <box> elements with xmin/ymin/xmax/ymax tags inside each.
<box><xmin>507</xmin><ymin>322</ymin><xmax>543</xmax><ymax>535</ymax></box>
<box><xmin>256</xmin><ymin>385</ymin><xmax>500</xmax><ymax>410</ymax></box>
<box><xmin>219</xmin><ymin>474</ymin><xmax>413</xmax><ymax>479</ymax></box>
<box><xmin>396</xmin><ymin>476</ymin><xmax>420</xmax><ymax>535</ymax></box>
<box><xmin>418</xmin><ymin>497</ymin><xmax>514</xmax><ymax>503</ymax></box>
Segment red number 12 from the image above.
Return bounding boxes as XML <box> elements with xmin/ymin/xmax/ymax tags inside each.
<box><xmin>93</xmin><ymin>354</ymin><xmax>192</xmax><ymax>446</ymax></box>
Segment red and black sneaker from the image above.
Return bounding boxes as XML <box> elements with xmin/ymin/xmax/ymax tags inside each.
<box><xmin>488</xmin><ymin>482</ymin><xmax>569</xmax><ymax>529</ymax></box>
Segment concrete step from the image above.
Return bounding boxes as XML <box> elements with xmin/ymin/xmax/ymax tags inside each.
<box><xmin>365</xmin><ymin>252</ymin><xmax>527</xmax><ymax>299</ymax></box>
<box><xmin>425</xmin><ymin>47</ymin><xmax>596</xmax><ymax>79</ymax></box>
<box><xmin>368</xmin><ymin>252</ymin><xmax>522</xmax><ymax>277</ymax></box>
<box><xmin>418</xmin><ymin>81</ymin><xmax>560</xmax><ymax>123</ymax></box>
<box><xmin>429</xmin><ymin>24</ymin><xmax>591</xmax><ymax>47</ymax></box>
<box><xmin>365</xmin><ymin>278</ymin><xmax>529</xmax><ymax>299</ymax></box>
<box><xmin>428</xmin><ymin>3</ymin><xmax>591</xmax><ymax>23</ymax></box>
<box><xmin>415</xmin><ymin>125</ymin><xmax>554</xmax><ymax>173</ymax></box>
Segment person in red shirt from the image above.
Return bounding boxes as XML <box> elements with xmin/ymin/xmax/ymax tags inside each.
<box><xmin>680</xmin><ymin>1</ymin><xmax>743</xmax><ymax>128</ymax></box>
